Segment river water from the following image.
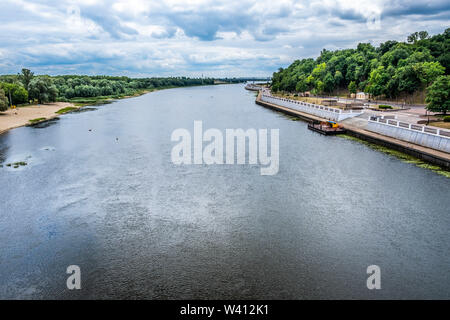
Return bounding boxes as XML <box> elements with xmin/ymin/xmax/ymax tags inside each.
<box><xmin>0</xmin><ymin>84</ymin><xmax>449</xmax><ymax>299</ymax></box>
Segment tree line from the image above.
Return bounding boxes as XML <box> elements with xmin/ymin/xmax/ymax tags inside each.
<box><xmin>270</xmin><ymin>28</ymin><xmax>450</xmax><ymax>114</ymax></box>
<box><xmin>0</xmin><ymin>71</ymin><xmax>216</xmax><ymax>111</ymax></box>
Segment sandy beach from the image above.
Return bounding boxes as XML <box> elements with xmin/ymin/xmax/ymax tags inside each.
<box><xmin>0</xmin><ymin>102</ymin><xmax>76</xmax><ymax>134</ymax></box>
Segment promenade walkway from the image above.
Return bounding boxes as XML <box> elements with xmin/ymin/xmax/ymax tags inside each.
<box><xmin>255</xmin><ymin>91</ymin><xmax>450</xmax><ymax>168</ymax></box>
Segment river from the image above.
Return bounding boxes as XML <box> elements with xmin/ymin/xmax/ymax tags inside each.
<box><xmin>0</xmin><ymin>83</ymin><xmax>449</xmax><ymax>299</ymax></box>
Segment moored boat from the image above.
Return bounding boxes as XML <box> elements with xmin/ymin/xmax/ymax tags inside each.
<box><xmin>307</xmin><ymin>120</ymin><xmax>346</xmax><ymax>135</ymax></box>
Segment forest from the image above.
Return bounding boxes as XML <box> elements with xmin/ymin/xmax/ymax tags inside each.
<box><xmin>270</xmin><ymin>29</ymin><xmax>450</xmax><ymax>110</ymax></box>
<box><xmin>0</xmin><ymin>72</ymin><xmax>222</xmax><ymax>111</ymax></box>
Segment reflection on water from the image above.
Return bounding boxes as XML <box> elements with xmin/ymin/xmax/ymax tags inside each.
<box><xmin>0</xmin><ymin>144</ymin><xmax>8</xmax><ymax>164</ymax></box>
<box><xmin>28</xmin><ymin>118</ymin><xmax>59</xmax><ymax>129</ymax></box>
<box><xmin>70</xmin><ymin>107</ymin><xmax>98</xmax><ymax>113</ymax></box>
<box><xmin>0</xmin><ymin>84</ymin><xmax>449</xmax><ymax>299</ymax></box>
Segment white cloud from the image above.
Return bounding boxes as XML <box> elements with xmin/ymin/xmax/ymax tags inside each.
<box><xmin>0</xmin><ymin>0</ymin><xmax>448</xmax><ymax>76</ymax></box>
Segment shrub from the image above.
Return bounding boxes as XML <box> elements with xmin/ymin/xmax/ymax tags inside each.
<box><xmin>378</xmin><ymin>105</ymin><xmax>393</xmax><ymax>109</ymax></box>
<box><xmin>443</xmin><ymin>116</ymin><xmax>450</xmax><ymax>122</ymax></box>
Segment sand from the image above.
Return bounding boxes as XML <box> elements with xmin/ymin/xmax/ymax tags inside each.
<box><xmin>0</xmin><ymin>102</ymin><xmax>76</xmax><ymax>134</ymax></box>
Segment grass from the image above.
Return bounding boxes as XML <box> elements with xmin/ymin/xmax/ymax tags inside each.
<box><xmin>69</xmin><ymin>97</ymin><xmax>114</xmax><ymax>107</ymax></box>
<box><xmin>1</xmin><ymin>155</ymin><xmax>32</xmax><ymax>169</ymax></box>
<box><xmin>28</xmin><ymin>117</ymin><xmax>46</xmax><ymax>123</ymax></box>
<box><xmin>55</xmin><ymin>107</ymin><xmax>78</xmax><ymax>114</ymax></box>
<box><xmin>4</xmin><ymin>161</ymin><xmax>27</xmax><ymax>169</ymax></box>
<box><xmin>339</xmin><ymin>134</ymin><xmax>450</xmax><ymax>178</ymax></box>
<box><xmin>430</xmin><ymin>122</ymin><xmax>450</xmax><ymax>129</ymax></box>
<box><xmin>296</xmin><ymin>97</ymin><xmax>327</xmax><ymax>104</ymax></box>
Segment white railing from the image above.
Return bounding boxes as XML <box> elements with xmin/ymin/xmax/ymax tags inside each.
<box><xmin>367</xmin><ymin>117</ymin><xmax>450</xmax><ymax>153</ymax></box>
<box><xmin>368</xmin><ymin>117</ymin><xmax>450</xmax><ymax>139</ymax></box>
<box><xmin>260</xmin><ymin>92</ymin><xmax>363</xmax><ymax>122</ymax></box>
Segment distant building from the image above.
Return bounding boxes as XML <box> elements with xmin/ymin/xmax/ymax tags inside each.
<box><xmin>356</xmin><ymin>92</ymin><xmax>369</xmax><ymax>100</ymax></box>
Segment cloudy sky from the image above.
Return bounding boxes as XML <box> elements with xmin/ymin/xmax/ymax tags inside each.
<box><xmin>0</xmin><ymin>0</ymin><xmax>448</xmax><ymax>77</ymax></box>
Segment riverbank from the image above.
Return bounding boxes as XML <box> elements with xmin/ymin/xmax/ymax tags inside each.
<box><xmin>255</xmin><ymin>91</ymin><xmax>450</xmax><ymax>169</ymax></box>
<box><xmin>64</xmin><ymin>83</ymin><xmax>226</xmax><ymax>107</ymax></box>
<box><xmin>0</xmin><ymin>86</ymin><xmax>179</xmax><ymax>135</ymax></box>
<box><xmin>0</xmin><ymin>102</ymin><xmax>77</xmax><ymax>135</ymax></box>
<box><xmin>63</xmin><ymin>88</ymin><xmax>156</xmax><ymax>107</ymax></box>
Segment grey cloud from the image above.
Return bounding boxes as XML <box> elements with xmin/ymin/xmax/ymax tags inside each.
<box><xmin>0</xmin><ymin>0</ymin><xmax>449</xmax><ymax>77</ymax></box>
<box><xmin>383</xmin><ymin>0</ymin><xmax>450</xmax><ymax>17</ymax></box>
<box><xmin>163</xmin><ymin>10</ymin><xmax>257</xmax><ymax>41</ymax></box>
<box><xmin>80</xmin><ymin>7</ymin><xmax>139</xmax><ymax>38</ymax></box>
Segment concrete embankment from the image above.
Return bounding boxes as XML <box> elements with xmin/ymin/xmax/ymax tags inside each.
<box><xmin>260</xmin><ymin>92</ymin><xmax>363</xmax><ymax>122</ymax></box>
<box><xmin>366</xmin><ymin>118</ymin><xmax>450</xmax><ymax>153</ymax></box>
<box><xmin>245</xmin><ymin>84</ymin><xmax>262</xmax><ymax>91</ymax></box>
<box><xmin>255</xmin><ymin>91</ymin><xmax>450</xmax><ymax>169</ymax></box>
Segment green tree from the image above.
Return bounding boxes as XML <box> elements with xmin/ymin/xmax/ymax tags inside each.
<box><xmin>395</xmin><ymin>61</ymin><xmax>444</xmax><ymax>94</ymax></box>
<box><xmin>418</xmin><ymin>31</ymin><xmax>429</xmax><ymax>40</ymax></box>
<box><xmin>0</xmin><ymin>82</ymin><xmax>28</xmax><ymax>105</ymax></box>
<box><xmin>28</xmin><ymin>76</ymin><xmax>58</xmax><ymax>104</ymax></box>
<box><xmin>268</xmin><ymin>28</ymin><xmax>449</xmax><ymax>100</ymax></box>
<box><xmin>311</xmin><ymin>62</ymin><xmax>327</xmax><ymax>78</ymax></box>
<box><xmin>295</xmin><ymin>76</ymin><xmax>308</xmax><ymax>92</ymax></box>
<box><xmin>18</xmin><ymin>68</ymin><xmax>34</xmax><ymax>91</ymax></box>
<box><xmin>348</xmin><ymin>81</ymin><xmax>357</xmax><ymax>95</ymax></box>
<box><xmin>315</xmin><ymin>80</ymin><xmax>324</xmax><ymax>94</ymax></box>
<box><xmin>64</xmin><ymin>87</ymin><xmax>75</xmax><ymax>99</ymax></box>
<box><xmin>323</xmin><ymin>72</ymin><xmax>335</xmax><ymax>93</ymax></box>
<box><xmin>366</xmin><ymin>66</ymin><xmax>390</xmax><ymax>97</ymax></box>
<box><xmin>407</xmin><ymin>32</ymin><xmax>419</xmax><ymax>43</ymax></box>
<box><xmin>378</xmin><ymin>40</ymin><xmax>398</xmax><ymax>55</ymax></box>
<box><xmin>414</xmin><ymin>61</ymin><xmax>445</xmax><ymax>87</ymax></box>
<box><xmin>385</xmin><ymin>65</ymin><xmax>399</xmax><ymax>98</ymax></box>
<box><xmin>395</xmin><ymin>65</ymin><xmax>421</xmax><ymax>94</ymax></box>
<box><xmin>0</xmin><ymin>88</ymin><xmax>8</xmax><ymax>112</ymax></box>
<box><xmin>334</xmin><ymin>70</ymin><xmax>344</xmax><ymax>87</ymax></box>
<box><xmin>426</xmin><ymin>75</ymin><xmax>450</xmax><ymax>114</ymax></box>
